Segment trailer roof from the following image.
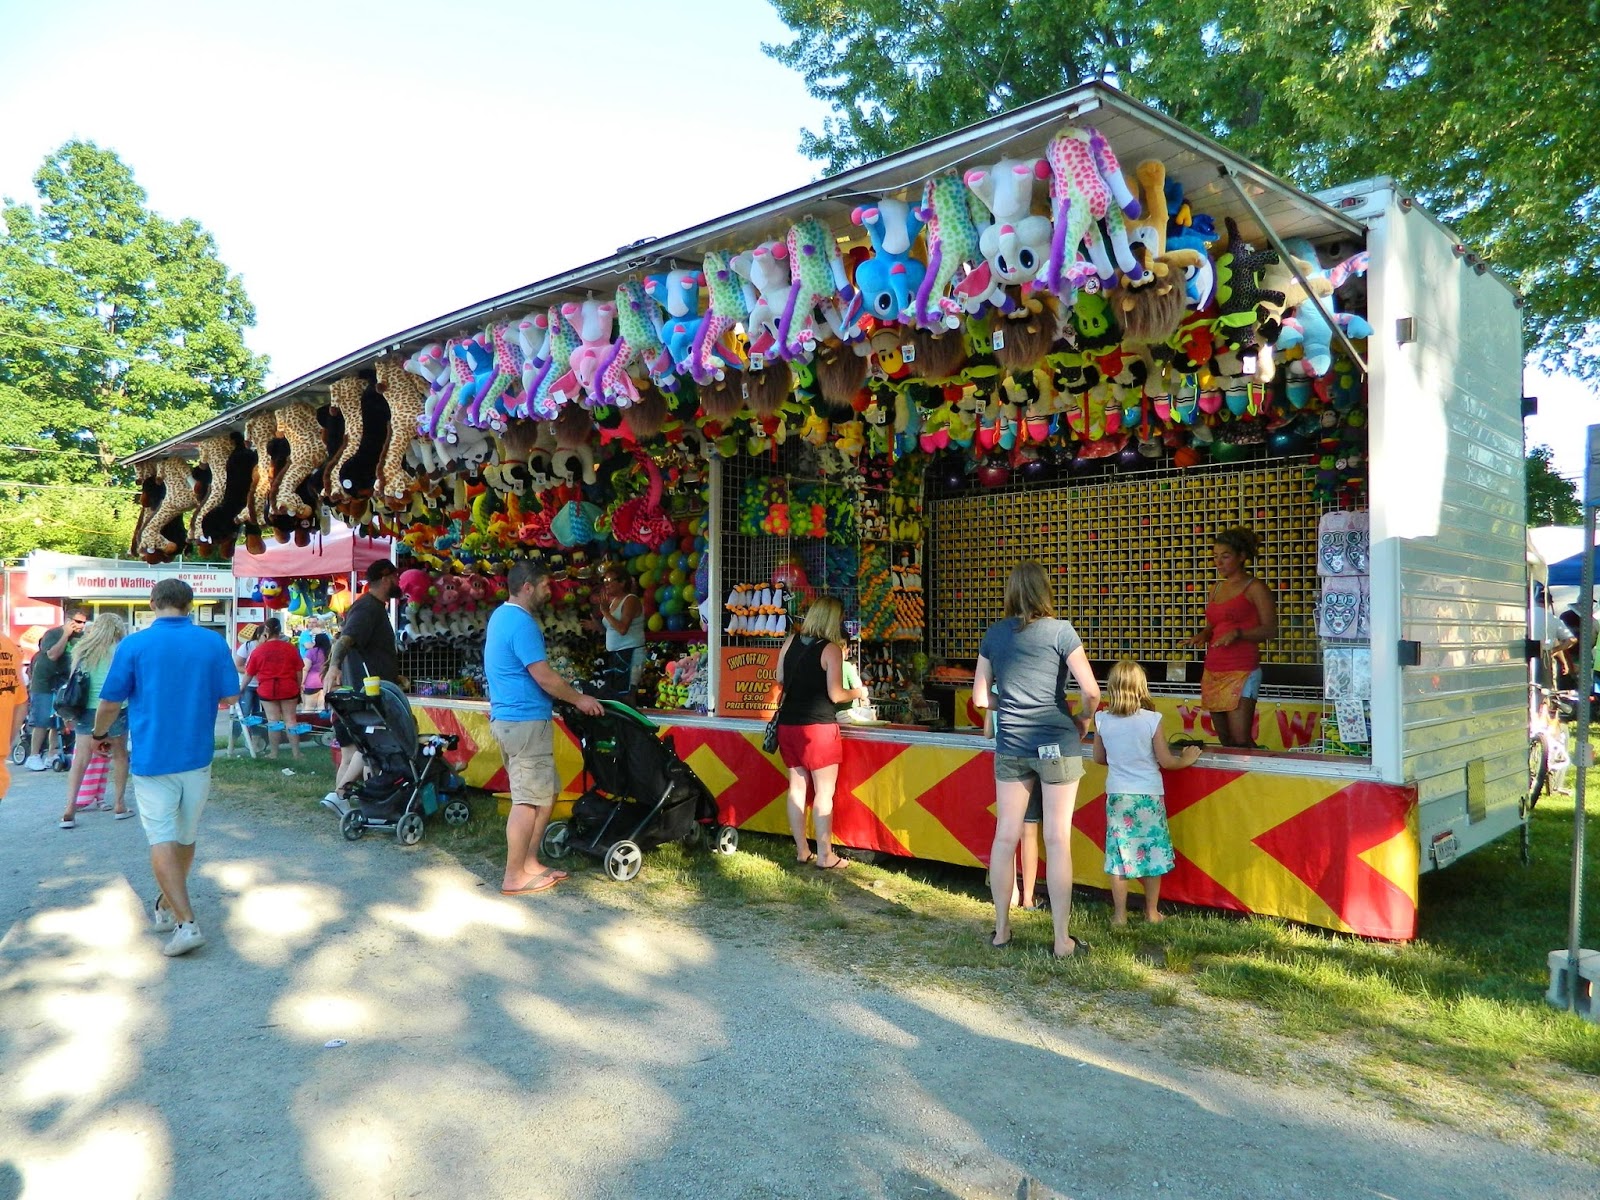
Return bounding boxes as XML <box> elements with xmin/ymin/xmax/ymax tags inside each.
<box><xmin>128</xmin><ymin>81</ymin><xmax>1365</xmax><ymax>464</ymax></box>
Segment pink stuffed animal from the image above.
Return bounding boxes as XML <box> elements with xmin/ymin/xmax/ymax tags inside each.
<box><xmin>548</xmin><ymin>299</ymin><xmax>619</xmax><ymax>410</ymax></box>
<box><xmin>397</xmin><ymin>568</ymin><xmax>433</xmax><ymax>606</ymax></box>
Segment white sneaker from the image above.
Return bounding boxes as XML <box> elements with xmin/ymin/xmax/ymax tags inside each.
<box><xmin>151</xmin><ymin>895</ymin><xmax>177</xmax><ymax>933</ymax></box>
<box><xmin>162</xmin><ymin>922</ymin><xmax>206</xmax><ymax>957</ymax></box>
<box><xmin>24</xmin><ymin>755</ymin><xmax>47</xmax><ymax>771</ymax></box>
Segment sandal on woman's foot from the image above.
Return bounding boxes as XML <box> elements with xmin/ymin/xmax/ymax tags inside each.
<box><xmin>989</xmin><ymin>930</ymin><xmax>1012</xmax><ymax>949</ymax></box>
<box><xmin>814</xmin><ymin>856</ymin><xmax>849</xmax><ymax>870</ymax></box>
<box><xmin>114</xmin><ymin>809</ymin><xmax>135</xmax><ymax>820</ymax></box>
<box><xmin>1052</xmin><ymin>937</ymin><xmax>1091</xmax><ymax>960</ymax></box>
<box><xmin>59</xmin><ymin>819</ymin><xmax>76</xmax><ymax>830</ymax></box>
<box><xmin>795</xmin><ymin>852</ymin><xmax>815</xmax><ymax>865</ymax></box>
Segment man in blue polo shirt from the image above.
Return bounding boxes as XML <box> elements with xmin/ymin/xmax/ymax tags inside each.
<box><xmin>485</xmin><ymin>560</ymin><xmax>601</xmax><ymax>896</ymax></box>
<box><xmin>89</xmin><ymin>579</ymin><xmax>239</xmax><ymax>957</ymax></box>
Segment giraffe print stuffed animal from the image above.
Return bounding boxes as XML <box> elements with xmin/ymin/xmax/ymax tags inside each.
<box><xmin>913</xmin><ymin>174</ymin><xmax>984</xmax><ymax>330</ymax></box>
<box><xmin>689</xmin><ymin>251</ymin><xmax>751</xmax><ymax>385</ymax></box>
<box><xmin>270</xmin><ymin>402</ymin><xmax>326</xmax><ymax>519</ymax></box>
<box><xmin>1045</xmin><ymin>126</ymin><xmax>1145</xmax><ymax>299</ymax></box>
<box><xmin>135</xmin><ymin>456</ymin><xmax>199</xmax><ymax>561</ymax></box>
<box><xmin>527</xmin><ymin>306</ymin><xmax>578</xmax><ymax>420</ymax></box>
<box><xmin>189</xmin><ymin>433</ymin><xmax>238</xmax><ymax>550</ymax></box>
<box><xmin>325</xmin><ymin>376</ymin><xmax>367</xmax><ymax>501</ymax></box>
<box><xmin>377</xmin><ymin>352</ymin><xmax>433</xmax><ymax>495</ymax></box>
<box><xmin>778</xmin><ymin>217</ymin><xmax>860</xmax><ymax>359</ymax></box>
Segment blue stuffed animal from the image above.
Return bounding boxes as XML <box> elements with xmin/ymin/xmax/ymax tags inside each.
<box><xmin>851</xmin><ymin>198</ymin><xmax>927</xmax><ymax>324</ymax></box>
<box><xmin>644</xmin><ymin>269</ymin><xmax>706</xmax><ymax>377</ymax></box>
<box><xmin>1276</xmin><ymin>240</ymin><xmax>1373</xmax><ymax>377</ymax></box>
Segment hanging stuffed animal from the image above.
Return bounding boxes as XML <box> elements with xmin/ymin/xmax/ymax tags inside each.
<box><xmin>270</xmin><ymin>402</ymin><xmax>327</xmax><ymax>521</ymax></box>
<box><xmin>913</xmin><ymin>173</ymin><xmax>983</xmax><ymax>330</ymax></box>
<box><xmin>732</xmin><ymin>240</ymin><xmax>793</xmax><ymax>361</ymax></box>
<box><xmin>459</xmin><ymin>332</ymin><xmax>499</xmax><ymax>429</ymax></box>
<box><xmin>851</xmin><ymin>197</ymin><xmax>927</xmax><ymax>325</ymax></box>
<box><xmin>606</xmin><ymin>279</ymin><xmax>671</xmax><ymax>402</ymax></box>
<box><xmin>1044</xmin><ymin>126</ymin><xmax>1145</xmax><ymax>299</ymax></box>
<box><xmin>1117</xmin><ymin>160</ymin><xmax>1205</xmax><ymax>346</ymax></box>
<box><xmin>963</xmin><ymin>156</ymin><xmax>1053</xmax><ymax>309</ymax></box>
<box><xmin>1210</xmin><ymin>218</ymin><xmax>1284</xmax><ymax>356</ymax></box>
<box><xmin>778</xmin><ymin>216</ymin><xmax>861</xmax><ymax>358</ymax></box>
<box><xmin>548</xmin><ymin>298</ymin><xmax>620</xmax><ymax>410</ymax></box>
<box><xmin>689</xmin><ymin>250</ymin><xmax>751</xmax><ymax>386</ymax></box>
<box><xmin>474</xmin><ymin>320</ymin><xmax>523</xmax><ymax>431</ymax></box>
<box><xmin>644</xmin><ymin>268</ymin><xmax>707</xmax><ymax>378</ymax></box>
<box><xmin>403</xmin><ymin>343</ymin><xmax>452</xmax><ymax>467</ymax></box>
<box><xmin>189</xmin><ymin>432</ymin><xmax>247</xmax><ymax>553</ymax></box>
<box><xmin>528</xmin><ymin>305</ymin><xmax>579</xmax><ymax>420</ymax></box>
<box><xmin>375</xmin><ymin>352</ymin><xmax>433</xmax><ymax>496</ymax></box>
<box><xmin>1275</xmin><ymin>240</ymin><xmax>1373</xmax><ymax>377</ymax></box>
<box><xmin>133</xmin><ymin>456</ymin><xmax>198</xmax><ymax>562</ymax></box>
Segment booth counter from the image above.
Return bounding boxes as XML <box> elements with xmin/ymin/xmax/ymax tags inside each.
<box><xmin>411</xmin><ymin>696</ymin><xmax>1418</xmax><ymax>940</ymax></box>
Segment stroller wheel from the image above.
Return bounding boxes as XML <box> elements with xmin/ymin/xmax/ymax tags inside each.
<box><xmin>340</xmin><ymin>810</ymin><xmax>365</xmax><ymax>841</ymax></box>
<box><xmin>9</xmin><ymin>735</ymin><xmax>26</xmax><ymax>766</ymax></box>
<box><xmin>396</xmin><ymin>812</ymin><xmax>424</xmax><ymax>846</ymax></box>
<box><xmin>315</xmin><ymin>731</ymin><xmax>337</xmax><ymax>749</ymax></box>
<box><xmin>541</xmin><ymin>820</ymin><xmax>572</xmax><ymax>861</ymax></box>
<box><xmin>712</xmin><ymin>825</ymin><xmax>740</xmax><ymax>855</ymax></box>
<box><xmin>604</xmin><ymin>839</ymin><xmax>643</xmax><ymax>882</ymax></box>
<box><xmin>442</xmin><ymin>798</ymin><xmax>471</xmax><ymax>826</ymax></box>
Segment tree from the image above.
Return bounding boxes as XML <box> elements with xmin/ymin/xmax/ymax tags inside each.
<box><xmin>764</xmin><ymin>0</ymin><xmax>1600</xmax><ymax>378</ymax></box>
<box><xmin>0</xmin><ymin>141</ymin><xmax>269</xmax><ymax>559</ymax></box>
<box><xmin>1527</xmin><ymin>445</ymin><xmax>1581</xmax><ymax>527</ymax></box>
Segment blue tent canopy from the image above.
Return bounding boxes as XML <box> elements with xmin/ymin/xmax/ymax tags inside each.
<box><xmin>1549</xmin><ymin>546</ymin><xmax>1599</xmax><ymax>588</ymax></box>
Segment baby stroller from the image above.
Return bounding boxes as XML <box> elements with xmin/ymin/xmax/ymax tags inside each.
<box><xmin>326</xmin><ymin>683</ymin><xmax>466</xmax><ymax>846</ymax></box>
<box><xmin>542</xmin><ymin>699</ymin><xmax>732</xmax><ymax>881</ymax></box>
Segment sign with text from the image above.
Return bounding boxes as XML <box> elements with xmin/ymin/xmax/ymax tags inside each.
<box><xmin>25</xmin><ymin>561</ymin><xmax>234</xmax><ymax>600</ymax></box>
<box><xmin>717</xmin><ymin>646</ymin><xmax>782</xmax><ymax>718</ymax></box>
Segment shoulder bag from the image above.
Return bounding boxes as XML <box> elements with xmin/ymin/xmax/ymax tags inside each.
<box><xmin>53</xmin><ymin>667</ymin><xmax>90</xmax><ymax>722</ymax></box>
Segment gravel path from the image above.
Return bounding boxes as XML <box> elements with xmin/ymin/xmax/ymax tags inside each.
<box><xmin>1</xmin><ymin>763</ymin><xmax>1595</xmax><ymax>1200</ymax></box>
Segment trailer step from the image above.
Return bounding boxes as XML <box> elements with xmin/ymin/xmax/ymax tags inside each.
<box><xmin>1545</xmin><ymin>949</ymin><xmax>1600</xmax><ymax>1021</ymax></box>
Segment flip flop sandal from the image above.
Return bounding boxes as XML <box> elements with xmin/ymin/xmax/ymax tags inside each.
<box><xmin>501</xmin><ymin>871</ymin><xmax>563</xmax><ymax>896</ymax></box>
<box><xmin>115</xmin><ymin>810</ymin><xmax>135</xmax><ymax>820</ymax></box>
<box><xmin>1052</xmin><ymin>937</ymin><xmax>1092</xmax><ymax>960</ymax></box>
<box><xmin>988</xmin><ymin>931</ymin><xmax>1013</xmax><ymax>949</ymax></box>
<box><xmin>814</xmin><ymin>856</ymin><xmax>849</xmax><ymax>870</ymax></box>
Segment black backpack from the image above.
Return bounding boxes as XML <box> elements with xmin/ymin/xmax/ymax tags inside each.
<box><xmin>53</xmin><ymin>667</ymin><xmax>90</xmax><ymax>722</ymax></box>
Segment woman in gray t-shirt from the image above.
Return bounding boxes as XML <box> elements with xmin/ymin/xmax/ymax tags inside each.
<box><xmin>974</xmin><ymin>562</ymin><xmax>1100</xmax><ymax>957</ymax></box>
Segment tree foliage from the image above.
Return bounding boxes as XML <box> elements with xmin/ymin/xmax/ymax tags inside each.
<box><xmin>1527</xmin><ymin>445</ymin><xmax>1582</xmax><ymax>527</ymax></box>
<box><xmin>765</xmin><ymin>0</ymin><xmax>1600</xmax><ymax>376</ymax></box>
<box><xmin>0</xmin><ymin>141</ymin><xmax>269</xmax><ymax>558</ymax></box>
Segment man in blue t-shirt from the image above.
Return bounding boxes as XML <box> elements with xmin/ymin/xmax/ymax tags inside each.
<box><xmin>485</xmin><ymin>560</ymin><xmax>601</xmax><ymax>896</ymax></box>
<box><xmin>90</xmin><ymin>579</ymin><xmax>239</xmax><ymax>958</ymax></box>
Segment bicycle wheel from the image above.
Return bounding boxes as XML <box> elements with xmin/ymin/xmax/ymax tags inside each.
<box><xmin>1527</xmin><ymin>736</ymin><xmax>1549</xmax><ymax>812</ymax></box>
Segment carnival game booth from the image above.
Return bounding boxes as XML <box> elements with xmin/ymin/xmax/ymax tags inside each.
<box><xmin>129</xmin><ymin>84</ymin><xmax>1531</xmax><ymax>940</ymax></box>
<box><xmin>231</xmin><ymin>517</ymin><xmax>392</xmax><ymax>631</ymax></box>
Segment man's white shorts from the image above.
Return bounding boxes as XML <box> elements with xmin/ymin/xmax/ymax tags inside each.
<box><xmin>134</xmin><ymin>768</ymin><xmax>213</xmax><ymax>846</ymax></box>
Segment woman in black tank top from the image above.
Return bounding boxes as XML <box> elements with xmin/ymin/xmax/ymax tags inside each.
<box><xmin>774</xmin><ymin>597</ymin><xmax>867</xmax><ymax>868</ymax></box>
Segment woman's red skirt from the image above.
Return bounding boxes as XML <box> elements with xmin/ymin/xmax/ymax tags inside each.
<box><xmin>777</xmin><ymin>722</ymin><xmax>843</xmax><ymax>772</ymax></box>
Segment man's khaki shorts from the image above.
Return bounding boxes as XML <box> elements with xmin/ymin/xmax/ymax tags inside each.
<box><xmin>490</xmin><ymin>719</ymin><xmax>559</xmax><ymax>807</ymax></box>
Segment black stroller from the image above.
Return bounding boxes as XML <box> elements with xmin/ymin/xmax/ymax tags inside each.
<box><xmin>326</xmin><ymin>683</ymin><xmax>466</xmax><ymax>846</ymax></box>
<box><xmin>542</xmin><ymin>699</ymin><xmax>733</xmax><ymax>881</ymax></box>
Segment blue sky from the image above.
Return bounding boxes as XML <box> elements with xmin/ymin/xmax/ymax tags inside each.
<box><xmin>1</xmin><ymin>0</ymin><xmax>1593</xmax><ymax>483</ymax></box>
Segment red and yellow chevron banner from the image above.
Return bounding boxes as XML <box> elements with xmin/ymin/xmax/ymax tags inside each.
<box><xmin>413</xmin><ymin>703</ymin><xmax>1417</xmax><ymax>939</ymax></box>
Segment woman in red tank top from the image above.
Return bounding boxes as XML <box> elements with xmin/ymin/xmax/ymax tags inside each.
<box><xmin>1187</xmin><ymin>527</ymin><xmax>1277</xmax><ymax>748</ymax></box>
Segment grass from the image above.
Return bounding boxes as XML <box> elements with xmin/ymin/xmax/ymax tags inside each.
<box><xmin>205</xmin><ymin>746</ymin><xmax>1600</xmax><ymax>1159</ymax></box>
